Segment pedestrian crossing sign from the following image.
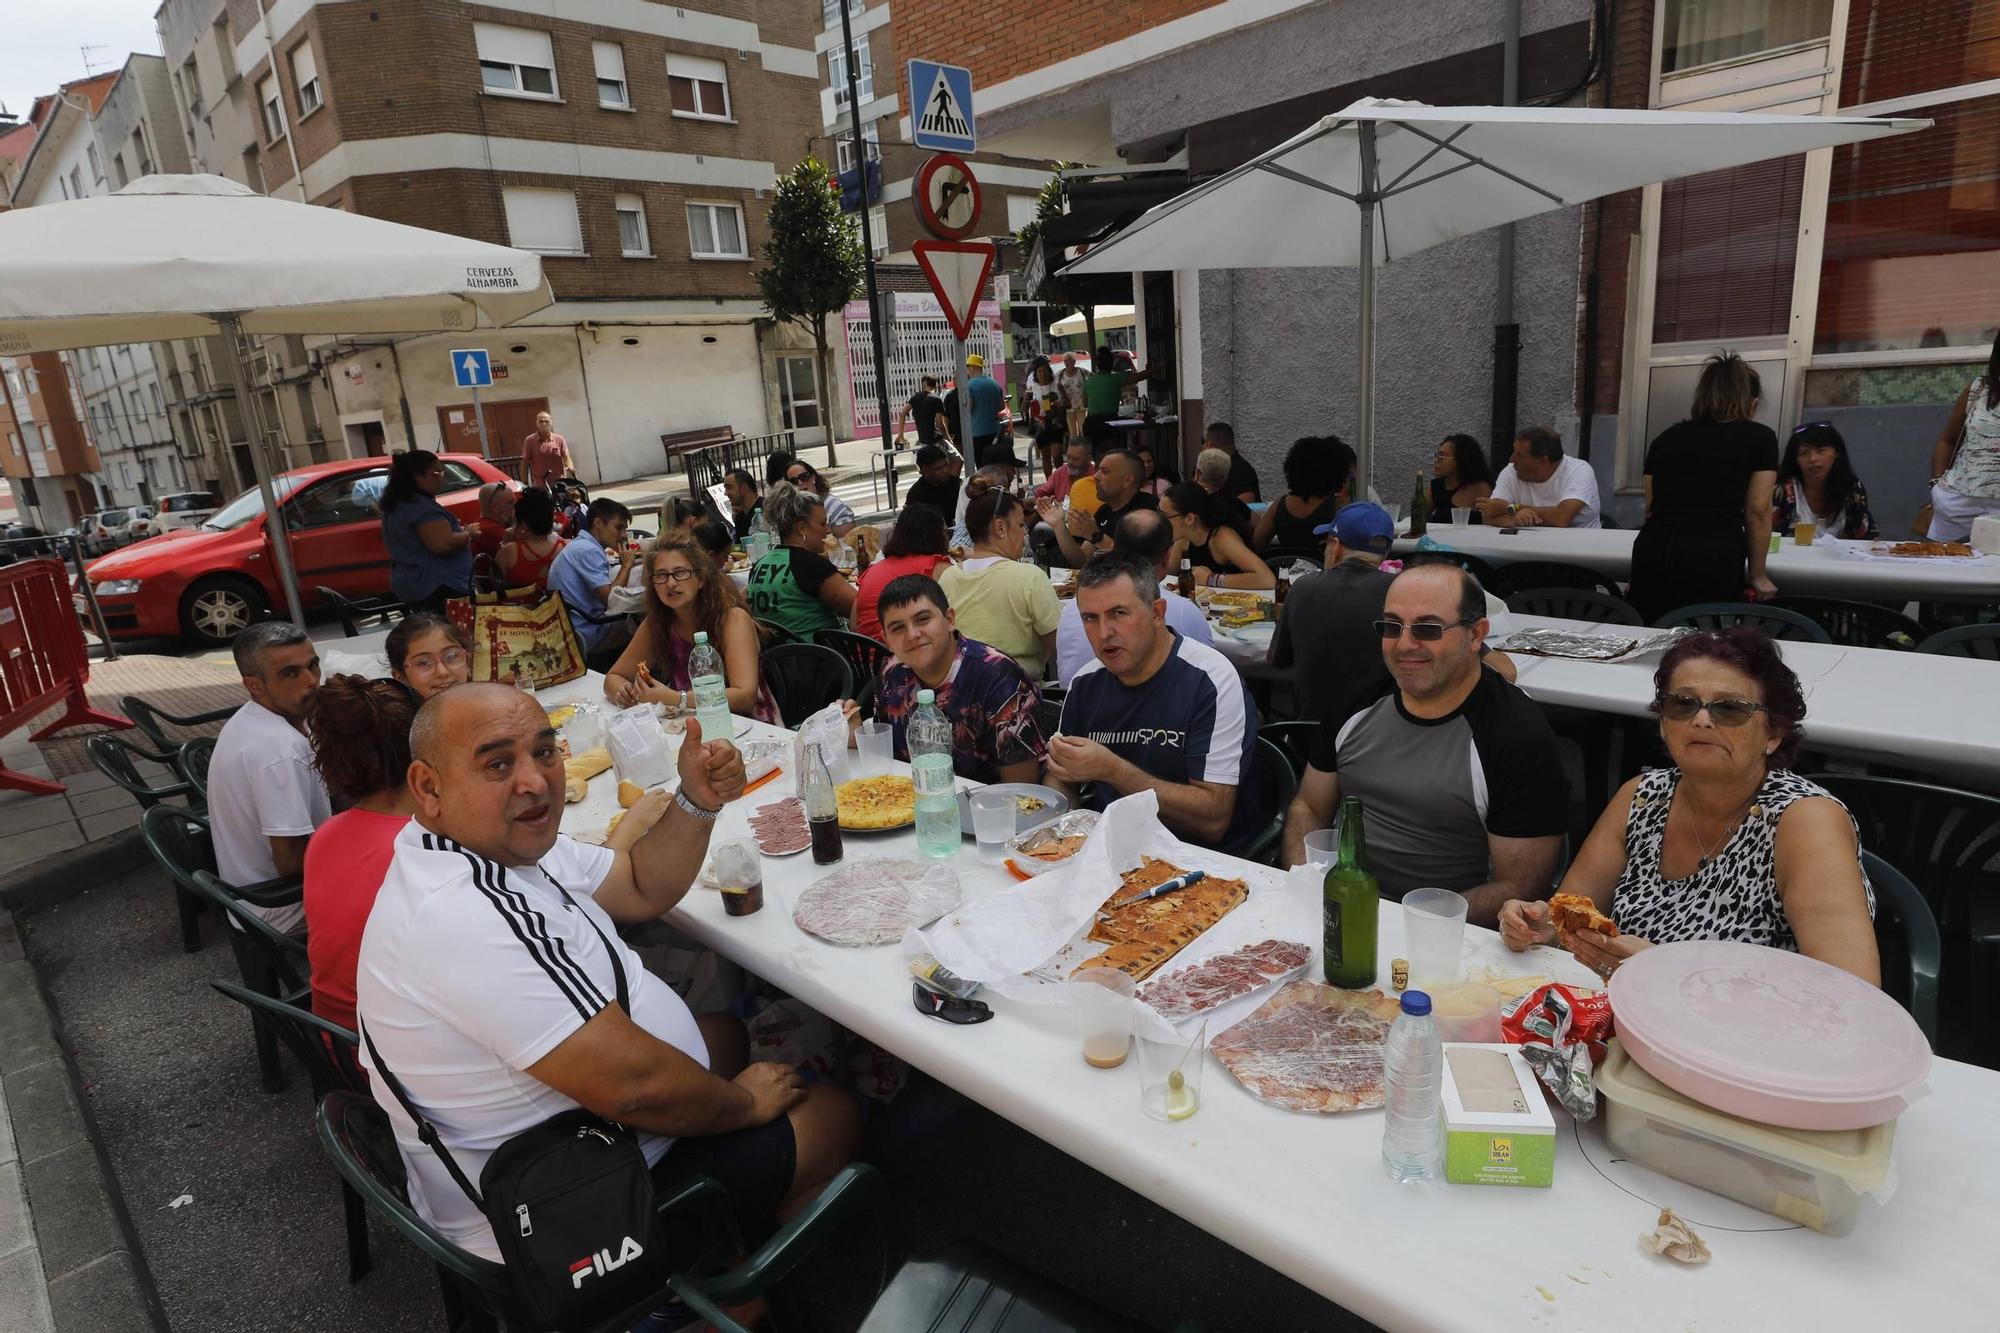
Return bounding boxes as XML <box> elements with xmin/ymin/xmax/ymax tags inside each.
<box><xmin>909</xmin><ymin>60</ymin><xmax>976</xmax><ymax>153</ymax></box>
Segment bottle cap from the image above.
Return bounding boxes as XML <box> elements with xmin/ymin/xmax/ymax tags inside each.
<box><xmin>1400</xmin><ymin>990</ymin><xmax>1432</xmax><ymax>1016</ymax></box>
<box><xmin>917</xmin><ymin>689</ymin><xmax>935</xmax><ymax>704</ymax></box>
<box><xmin>693</xmin><ymin>631</ymin><xmax>708</xmax><ymax>644</ymax></box>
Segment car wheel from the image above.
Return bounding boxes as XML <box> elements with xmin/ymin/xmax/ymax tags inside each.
<box><xmin>181</xmin><ymin>577</ymin><xmax>268</xmax><ymax>644</ymax></box>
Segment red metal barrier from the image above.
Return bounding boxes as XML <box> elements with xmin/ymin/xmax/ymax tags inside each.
<box><xmin>0</xmin><ymin>557</ymin><xmax>131</xmax><ymax>795</ymax></box>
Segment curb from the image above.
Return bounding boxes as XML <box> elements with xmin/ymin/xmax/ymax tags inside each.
<box><xmin>0</xmin><ymin>910</ymin><xmax>169</xmax><ymax>1333</ymax></box>
<box><xmin>0</xmin><ymin>830</ymin><xmax>150</xmax><ymax>916</ymax></box>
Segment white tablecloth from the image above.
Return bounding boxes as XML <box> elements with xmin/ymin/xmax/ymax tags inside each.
<box><xmin>1393</xmin><ymin>527</ymin><xmax>1999</xmax><ymax>603</ymax></box>
<box><xmin>517</xmin><ymin>675</ymin><xmax>1999</xmax><ymax>1333</ymax></box>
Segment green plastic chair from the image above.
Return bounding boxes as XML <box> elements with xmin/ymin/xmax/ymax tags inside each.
<box><xmin>138</xmin><ymin>803</ymin><xmax>214</xmax><ymax>954</ymax></box>
<box><xmin>1862</xmin><ymin>851</ymin><xmax>1942</xmax><ymax>1048</ymax></box>
<box><xmin>1768</xmin><ymin>595</ymin><xmax>1926</xmax><ymax>650</ymax></box>
<box><xmin>1259</xmin><ymin>720</ymin><xmax>1319</xmax><ymax>780</ymax></box>
<box><xmin>83</xmin><ymin>733</ymin><xmax>191</xmax><ymax>808</ymax></box>
<box><xmin>1505</xmin><ymin>587</ymin><xmax>1643</xmax><ymax>626</ymax></box>
<box><xmin>1243</xmin><ymin>736</ymin><xmax>1299</xmax><ymax>867</ymax></box>
<box><xmin>1917</xmin><ymin>623</ymin><xmax>2000</xmax><ymax>660</ymax></box>
<box><xmin>1653</xmin><ymin>602</ymin><xmax>1831</xmax><ymax>643</ymax></box>
<box><xmin>1488</xmin><ymin>560</ymin><xmax>1622</xmax><ymax>600</ymax></box>
<box><xmin>118</xmin><ymin>694</ymin><xmax>241</xmax><ymax>753</ymax></box>
<box><xmin>186</xmin><ymin>868</ymin><xmax>307</xmax><ymax>1093</ymax></box>
<box><xmin>176</xmin><ymin>736</ymin><xmax>216</xmax><ymax>803</ymax></box>
<box><xmin>210</xmin><ymin>982</ymin><xmax>371</xmax><ymax>1282</ymax></box>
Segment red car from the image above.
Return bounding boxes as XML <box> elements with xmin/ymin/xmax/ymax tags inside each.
<box><xmin>85</xmin><ymin>454</ymin><xmax>508</xmax><ymax>644</ymax></box>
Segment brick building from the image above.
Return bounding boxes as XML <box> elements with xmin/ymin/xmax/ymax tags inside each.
<box><xmin>167</xmin><ymin>0</ymin><xmax>826</xmax><ymax>483</ymax></box>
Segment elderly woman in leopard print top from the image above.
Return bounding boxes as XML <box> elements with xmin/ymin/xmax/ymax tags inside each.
<box><xmin>1498</xmin><ymin>628</ymin><xmax>1880</xmax><ymax>987</ymax></box>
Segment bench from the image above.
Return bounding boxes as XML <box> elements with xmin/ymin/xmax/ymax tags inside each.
<box><xmin>660</xmin><ymin>425</ymin><xmax>737</xmax><ymax>475</ymax></box>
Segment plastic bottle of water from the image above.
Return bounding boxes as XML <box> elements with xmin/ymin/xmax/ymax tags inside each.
<box><xmin>908</xmin><ymin>689</ymin><xmax>959</xmax><ymax>859</ymax></box>
<box><xmin>1381</xmin><ymin>989</ymin><xmax>1444</xmax><ymax>1184</ymax></box>
<box><xmin>686</xmin><ymin>631</ymin><xmax>734</xmax><ymax>751</ymax></box>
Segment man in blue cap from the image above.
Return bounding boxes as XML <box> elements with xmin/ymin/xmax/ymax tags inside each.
<box><xmin>1267</xmin><ymin>501</ymin><xmax>1397</xmax><ymax>721</ymax></box>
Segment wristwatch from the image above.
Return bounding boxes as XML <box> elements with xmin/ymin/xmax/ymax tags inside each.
<box><xmin>674</xmin><ymin>789</ymin><xmax>720</xmax><ymax>821</ymax></box>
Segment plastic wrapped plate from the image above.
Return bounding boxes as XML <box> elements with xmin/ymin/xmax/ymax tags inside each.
<box><xmin>793</xmin><ymin>858</ymin><xmax>962</xmax><ymax>946</ymax></box>
<box><xmin>1004</xmin><ymin>809</ymin><xmax>1100</xmax><ymax>877</ymax></box>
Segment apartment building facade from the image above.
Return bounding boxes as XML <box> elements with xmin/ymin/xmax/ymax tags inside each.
<box><xmin>182</xmin><ymin>0</ymin><xmax>824</xmax><ymax>482</ymax></box>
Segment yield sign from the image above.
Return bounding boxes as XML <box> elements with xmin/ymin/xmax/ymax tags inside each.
<box><xmin>910</xmin><ymin>239</ymin><xmax>995</xmax><ymax>342</ymax></box>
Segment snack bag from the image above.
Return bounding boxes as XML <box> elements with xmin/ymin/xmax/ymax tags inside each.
<box><xmin>1500</xmin><ymin>982</ymin><xmax>1615</xmax><ymax>1120</ymax></box>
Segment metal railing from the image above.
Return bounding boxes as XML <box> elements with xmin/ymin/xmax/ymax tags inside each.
<box><xmin>684</xmin><ymin>430</ymin><xmax>799</xmax><ymax>499</ymax></box>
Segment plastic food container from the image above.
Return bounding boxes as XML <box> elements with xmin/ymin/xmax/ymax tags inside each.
<box><xmin>1609</xmin><ymin>940</ymin><xmax>1930</xmax><ymax>1130</ymax></box>
<box><xmin>1597</xmin><ymin>1040</ymin><xmax>1895</xmax><ymax>1235</ymax></box>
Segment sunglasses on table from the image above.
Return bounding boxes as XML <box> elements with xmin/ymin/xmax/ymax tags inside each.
<box><xmin>1373</xmin><ymin>617</ymin><xmax>1478</xmax><ymax>642</ymax></box>
<box><xmin>405</xmin><ymin>649</ymin><xmax>469</xmax><ymax>672</ymax></box>
<box><xmin>1656</xmin><ymin>693</ymin><xmax>1768</xmax><ymax>726</ymax></box>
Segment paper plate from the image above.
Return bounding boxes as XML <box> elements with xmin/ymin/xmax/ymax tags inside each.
<box><xmin>1609</xmin><ymin>940</ymin><xmax>1931</xmax><ymax>1131</ymax></box>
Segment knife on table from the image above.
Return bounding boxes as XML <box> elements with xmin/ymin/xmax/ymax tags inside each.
<box><xmin>1103</xmin><ymin>869</ymin><xmax>1206</xmax><ymax>914</ymax></box>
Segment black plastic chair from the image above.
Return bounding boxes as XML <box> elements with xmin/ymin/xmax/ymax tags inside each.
<box><xmin>1505</xmin><ymin>587</ymin><xmax>1644</xmax><ymax>626</ymax></box>
<box><xmin>752</xmin><ymin>617</ymin><xmax>802</xmax><ymax>646</ymax></box>
<box><xmin>759</xmin><ymin>642</ymin><xmax>855</xmax><ymax>728</ymax></box>
<box><xmin>314</xmin><ymin>585</ymin><xmax>407</xmax><ymax>639</ymax></box>
<box><xmin>119</xmin><ymin>694</ymin><xmax>241</xmax><ymax>753</ymax></box>
<box><xmin>1807</xmin><ymin>773</ymin><xmax>2000</xmax><ymax>1068</ymax></box>
<box><xmin>138</xmin><ymin>803</ymin><xmax>214</xmax><ymax>954</ymax></box>
<box><xmin>1488</xmin><ymin>560</ymin><xmax>1623</xmax><ymax>599</ymax></box>
<box><xmin>83</xmin><ymin>733</ymin><xmax>191</xmax><ymax>808</ymax></box>
<box><xmin>1769</xmin><ymin>595</ymin><xmax>1926</xmax><ymax>650</ymax></box>
<box><xmin>1654</xmin><ymin>601</ymin><xmax>1832</xmax><ymax>643</ymax></box>
<box><xmin>1243</xmin><ymin>736</ymin><xmax>1299</xmax><ymax>867</ymax></box>
<box><xmin>209</xmin><ymin>981</ymin><xmax>372</xmax><ymax>1282</ymax></box>
<box><xmin>1404</xmin><ymin>549</ymin><xmax>1498</xmax><ymax>591</ymax></box>
<box><xmin>1260</xmin><ymin>720</ymin><xmax>1319</xmax><ymax>780</ymax></box>
<box><xmin>1262</xmin><ymin>545</ymin><xmax>1322</xmax><ymax>573</ymax></box>
<box><xmin>1035</xmin><ymin>684</ymin><xmax>1066</xmax><ymax>743</ymax></box>
<box><xmin>176</xmin><ymin>736</ymin><xmax>216</xmax><ymax>803</ymax></box>
<box><xmin>185</xmin><ymin>868</ymin><xmax>307</xmax><ymax>1093</ymax></box>
<box><xmin>1918</xmin><ymin>623</ymin><xmax>2000</xmax><ymax>660</ymax></box>
<box><xmin>815</xmin><ymin>628</ymin><xmax>894</xmax><ymax>715</ymax></box>
<box><xmin>1863</xmin><ymin>851</ymin><xmax>1942</xmax><ymax>1049</ymax></box>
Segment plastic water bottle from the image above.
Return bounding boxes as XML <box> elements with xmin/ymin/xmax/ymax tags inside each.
<box><xmin>908</xmin><ymin>689</ymin><xmax>959</xmax><ymax>859</ymax></box>
<box><xmin>687</xmin><ymin>631</ymin><xmax>734</xmax><ymax>751</ymax></box>
<box><xmin>1381</xmin><ymin>990</ymin><xmax>1444</xmax><ymax>1184</ymax></box>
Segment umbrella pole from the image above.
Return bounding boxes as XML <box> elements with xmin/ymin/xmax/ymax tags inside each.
<box><xmin>1355</xmin><ymin>122</ymin><xmax>1378</xmax><ymax>495</ymax></box>
<box><xmin>215</xmin><ymin>313</ymin><xmax>307</xmax><ymax>632</ymax></box>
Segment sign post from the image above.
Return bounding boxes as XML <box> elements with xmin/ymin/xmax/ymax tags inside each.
<box><xmin>908</xmin><ymin>60</ymin><xmax>977</xmax><ymax>154</ymax></box>
<box><xmin>450</xmin><ymin>348</ymin><xmax>494</xmax><ymax>459</ymax></box>
<box><xmin>912</xmin><ymin>239</ymin><xmax>996</xmax><ymax>468</ymax></box>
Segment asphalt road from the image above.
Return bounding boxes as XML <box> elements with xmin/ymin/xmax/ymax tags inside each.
<box><xmin>23</xmin><ymin>865</ymin><xmax>1373</xmax><ymax>1333</ymax></box>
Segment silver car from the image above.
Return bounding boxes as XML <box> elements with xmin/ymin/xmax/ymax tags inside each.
<box><xmin>147</xmin><ymin>491</ymin><xmax>221</xmax><ymax>535</ymax></box>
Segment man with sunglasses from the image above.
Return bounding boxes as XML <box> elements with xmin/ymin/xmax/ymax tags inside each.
<box><xmin>1282</xmin><ymin>564</ymin><xmax>1566</xmax><ymax>924</ymax></box>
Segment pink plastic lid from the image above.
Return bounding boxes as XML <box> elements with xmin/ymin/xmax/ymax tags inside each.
<box><xmin>1609</xmin><ymin>940</ymin><xmax>1931</xmax><ymax>1114</ymax></box>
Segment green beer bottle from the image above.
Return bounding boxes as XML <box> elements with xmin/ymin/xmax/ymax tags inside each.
<box><xmin>1323</xmin><ymin>796</ymin><xmax>1380</xmax><ymax>988</ymax></box>
<box><xmin>1408</xmin><ymin>469</ymin><xmax>1428</xmax><ymax>537</ymax></box>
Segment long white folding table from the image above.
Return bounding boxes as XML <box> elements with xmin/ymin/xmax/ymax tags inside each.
<box><xmin>534</xmin><ymin>676</ymin><xmax>1998</xmax><ymax>1333</ymax></box>
<box><xmin>1392</xmin><ymin>526</ymin><xmax>1999</xmax><ymax>604</ymax></box>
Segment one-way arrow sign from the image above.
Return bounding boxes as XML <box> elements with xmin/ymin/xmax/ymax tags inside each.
<box><xmin>450</xmin><ymin>347</ymin><xmax>493</xmax><ymax>388</ymax></box>
<box><xmin>911</xmin><ymin>240</ymin><xmax>995</xmax><ymax>342</ymax></box>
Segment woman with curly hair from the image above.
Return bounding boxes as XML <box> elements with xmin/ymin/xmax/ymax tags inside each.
<box><xmin>1251</xmin><ymin>435</ymin><xmax>1355</xmax><ymax>550</ymax></box>
<box><xmin>604</xmin><ymin>532</ymin><xmax>779</xmax><ymax>722</ymax></box>
<box><xmin>1498</xmin><ymin>627</ymin><xmax>1878</xmax><ymax>986</ymax></box>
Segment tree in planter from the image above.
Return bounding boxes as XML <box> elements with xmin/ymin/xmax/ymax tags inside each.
<box><xmin>1014</xmin><ymin>163</ymin><xmax>1095</xmax><ymax>352</ymax></box>
<box><xmin>754</xmin><ymin>157</ymin><xmax>865</xmax><ymax>465</ymax></box>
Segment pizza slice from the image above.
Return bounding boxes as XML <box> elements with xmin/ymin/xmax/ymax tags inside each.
<box><xmin>1548</xmin><ymin>892</ymin><xmax>1618</xmax><ymax>944</ymax></box>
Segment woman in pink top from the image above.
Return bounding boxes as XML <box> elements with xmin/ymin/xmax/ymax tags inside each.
<box><xmin>852</xmin><ymin>503</ymin><xmax>950</xmax><ymax>641</ymax></box>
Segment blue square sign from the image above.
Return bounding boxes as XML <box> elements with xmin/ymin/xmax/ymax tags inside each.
<box><xmin>450</xmin><ymin>348</ymin><xmax>493</xmax><ymax>389</ymax></box>
<box><xmin>908</xmin><ymin>60</ymin><xmax>976</xmax><ymax>153</ymax></box>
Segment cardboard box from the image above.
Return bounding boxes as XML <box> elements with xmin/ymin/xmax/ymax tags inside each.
<box><xmin>1440</xmin><ymin>1043</ymin><xmax>1555</xmax><ymax>1187</ymax></box>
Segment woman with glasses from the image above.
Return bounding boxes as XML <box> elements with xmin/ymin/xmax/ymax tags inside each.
<box><xmin>1772</xmin><ymin>422</ymin><xmax>1878</xmax><ymax>540</ymax></box>
<box><xmin>606</xmin><ymin>533</ymin><xmax>779</xmax><ymax>720</ymax></box>
<box><xmin>1498</xmin><ymin>627</ymin><xmax>1878</xmax><ymax>985</ymax></box>
<box><xmin>385</xmin><ymin>612</ymin><xmax>473</xmax><ymax>701</ymax></box>
<box><xmin>1629</xmin><ymin>352</ymin><xmax>1781</xmax><ymax>624</ymax></box>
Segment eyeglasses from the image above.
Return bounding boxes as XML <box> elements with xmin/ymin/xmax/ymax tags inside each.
<box><xmin>1373</xmin><ymin>617</ymin><xmax>1477</xmax><ymax>642</ymax></box>
<box><xmin>1791</xmin><ymin>422</ymin><xmax>1834</xmax><ymax>435</ymax></box>
<box><xmin>651</xmin><ymin>567</ymin><xmax>698</xmax><ymax>585</ymax></box>
<box><xmin>1657</xmin><ymin>692</ymin><xmax>1767</xmax><ymax>726</ymax></box>
<box><xmin>405</xmin><ymin>649</ymin><xmax>468</xmax><ymax>672</ymax></box>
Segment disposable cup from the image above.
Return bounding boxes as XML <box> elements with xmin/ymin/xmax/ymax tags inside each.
<box><xmin>854</xmin><ymin>721</ymin><xmax>895</xmax><ymax>773</ymax></box>
<box><xmin>1794</xmin><ymin>520</ymin><xmax>1817</xmax><ymax>547</ymax></box>
<box><xmin>1067</xmin><ymin>969</ymin><xmax>1136</xmax><ymax>1069</ymax></box>
<box><xmin>1136</xmin><ymin>1027</ymin><xmax>1207</xmax><ymax>1122</ymax></box>
<box><xmin>970</xmin><ymin>789</ymin><xmax>1015</xmax><ymax>862</ymax></box>
<box><xmin>1429</xmin><ymin>981</ymin><xmax>1503</xmax><ymax>1043</ymax></box>
<box><xmin>1451</xmin><ymin>507</ymin><xmax>1473</xmax><ymax>526</ymax></box>
<box><xmin>1403</xmin><ymin>887</ymin><xmax>1470</xmax><ymax>988</ymax></box>
<box><xmin>1303</xmin><ymin>828</ymin><xmax>1339</xmax><ymax>870</ymax></box>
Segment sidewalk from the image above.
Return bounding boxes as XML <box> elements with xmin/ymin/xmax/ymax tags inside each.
<box><xmin>593</xmin><ymin>437</ymin><xmax>944</xmax><ymax>525</ymax></box>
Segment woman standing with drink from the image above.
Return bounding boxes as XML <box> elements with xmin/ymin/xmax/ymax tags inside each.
<box><xmin>1628</xmin><ymin>352</ymin><xmax>1779</xmax><ymax>624</ymax></box>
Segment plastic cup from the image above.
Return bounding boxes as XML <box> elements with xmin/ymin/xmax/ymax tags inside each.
<box><xmin>712</xmin><ymin>839</ymin><xmax>764</xmax><ymax>918</ymax></box>
<box><xmin>1402</xmin><ymin>887</ymin><xmax>1469</xmax><ymax>989</ymax></box>
<box><xmin>1794</xmin><ymin>519</ymin><xmax>1817</xmax><ymax>547</ymax></box>
<box><xmin>1067</xmin><ymin>969</ymin><xmax>1136</xmax><ymax>1069</ymax></box>
<box><xmin>1136</xmin><ymin>1027</ymin><xmax>1207</xmax><ymax>1122</ymax></box>
<box><xmin>970</xmin><ymin>788</ymin><xmax>1015</xmax><ymax>862</ymax></box>
<box><xmin>854</xmin><ymin>720</ymin><xmax>895</xmax><ymax>773</ymax></box>
<box><xmin>1451</xmin><ymin>507</ymin><xmax>1473</xmax><ymax>526</ymax></box>
<box><xmin>1428</xmin><ymin>982</ymin><xmax>1503</xmax><ymax>1043</ymax></box>
<box><xmin>1303</xmin><ymin>828</ymin><xmax>1339</xmax><ymax>870</ymax></box>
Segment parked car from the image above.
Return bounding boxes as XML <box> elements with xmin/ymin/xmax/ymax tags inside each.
<box><xmin>85</xmin><ymin>454</ymin><xmax>508</xmax><ymax>644</ymax></box>
<box><xmin>82</xmin><ymin>509</ymin><xmax>134</xmax><ymax>556</ymax></box>
<box><xmin>147</xmin><ymin>490</ymin><xmax>221</xmax><ymax>535</ymax></box>
<box><xmin>119</xmin><ymin>507</ymin><xmax>156</xmax><ymax>544</ymax></box>
<box><xmin>2</xmin><ymin>524</ymin><xmax>58</xmax><ymax>559</ymax></box>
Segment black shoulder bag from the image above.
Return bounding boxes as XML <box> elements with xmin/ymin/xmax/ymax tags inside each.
<box><xmin>364</xmin><ymin>878</ymin><xmax>669</xmax><ymax>1330</ymax></box>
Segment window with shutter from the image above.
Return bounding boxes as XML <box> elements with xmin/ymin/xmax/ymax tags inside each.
<box><xmin>615</xmin><ymin>194</ymin><xmax>650</xmax><ymax>256</ymax></box>
<box><xmin>502</xmin><ymin>188</ymin><xmax>585</xmax><ymax>256</ymax></box>
<box><xmin>594</xmin><ymin>42</ymin><xmax>629</xmax><ymax>107</ymax></box>
<box><xmin>476</xmin><ymin>23</ymin><xmax>559</xmax><ymax>99</ymax></box>
<box><xmin>292</xmin><ymin>44</ymin><xmax>322</xmax><ymax>116</ymax></box>
<box><xmin>667</xmin><ymin>55</ymin><xmax>731</xmax><ymax>120</ymax></box>
<box><xmin>1652</xmin><ymin>155</ymin><xmax>1805</xmax><ymax>346</ymax></box>
<box><xmin>1662</xmin><ymin>0</ymin><xmax>1833</xmax><ymax>74</ymax></box>
<box><xmin>1840</xmin><ymin>0</ymin><xmax>2000</xmax><ymax>108</ymax></box>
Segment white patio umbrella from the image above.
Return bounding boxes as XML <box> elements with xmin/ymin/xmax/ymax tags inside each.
<box><xmin>1064</xmin><ymin>97</ymin><xmax>1929</xmax><ymax>485</ymax></box>
<box><xmin>0</xmin><ymin>174</ymin><xmax>554</xmax><ymax>628</ymax></box>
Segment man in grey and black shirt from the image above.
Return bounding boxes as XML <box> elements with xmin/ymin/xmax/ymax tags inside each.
<box><xmin>1282</xmin><ymin>563</ymin><xmax>1566</xmax><ymax>925</ymax></box>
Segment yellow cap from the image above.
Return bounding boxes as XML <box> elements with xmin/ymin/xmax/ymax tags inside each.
<box><xmin>965</xmin><ymin>353</ymin><xmax>985</xmax><ymax>369</ymax></box>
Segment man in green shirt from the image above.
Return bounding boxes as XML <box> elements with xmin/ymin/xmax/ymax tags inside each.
<box><xmin>1082</xmin><ymin>344</ymin><xmax>1151</xmax><ymax>455</ymax></box>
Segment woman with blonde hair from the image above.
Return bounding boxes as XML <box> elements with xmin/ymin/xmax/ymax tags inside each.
<box><xmin>1629</xmin><ymin>351</ymin><xmax>1780</xmax><ymax>623</ymax></box>
<box><xmin>743</xmin><ymin>481</ymin><xmax>855</xmax><ymax>638</ymax></box>
<box><xmin>605</xmin><ymin>532</ymin><xmax>779</xmax><ymax>721</ymax></box>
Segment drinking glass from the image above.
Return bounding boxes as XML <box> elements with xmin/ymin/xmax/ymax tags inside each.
<box><xmin>1067</xmin><ymin>969</ymin><xmax>1136</xmax><ymax>1069</ymax></box>
<box><xmin>1793</xmin><ymin>520</ymin><xmax>1817</xmax><ymax>547</ymax></box>
<box><xmin>1451</xmin><ymin>507</ymin><xmax>1473</xmax><ymax>526</ymax></box>
<box><xmin>854</xmin><ymin>720</ymin><xmax>895</xmax><ymax>773</ymax></box>
<box><xmin>1402</xmin><ymin>887</ymin><xmax>1470</xmax><ymax>988</ymax></box>
<box><xmin>969</xmin><ymin>789</ymin><xmax>1015</xmax><ymax>863</ymax></box>
<box><xmin>711</xmin><ymin>839</ymin><xmax>764</xmax><ymax>917</ymax></box>
<box><xmin>1303</xmin><ymin>828</ymin><xmax>1340</xmax><ymax>870</ymax></box>
<box><xmin>1136</xmin><ymin>1025</ymin><xmax>1207</xmax><ymax>1122</ymax></box>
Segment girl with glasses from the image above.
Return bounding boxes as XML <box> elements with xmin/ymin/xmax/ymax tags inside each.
<box><xmin>605</xmin><ymin>533</ymin><xmax>779</xmax><ymax>721</ymax></box>
<box><xmin>1497</xmin><ymin>628</ymin><xmax>1879</xmax><ymax>986</ymax></box>
<box><xmin>1773</xmin><ymin>422</ymin><xmax>1877</xmax><ymax>540</ymax></box>
<box><xmin>386</xmin><ymin>612</ymin><xmax>474</xmax><ymax>701</ymax></box>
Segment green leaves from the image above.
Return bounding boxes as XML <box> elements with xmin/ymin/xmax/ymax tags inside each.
<box><xmin>754</xmin><ymin>157</ymin><xmax>864</xmax><ymax>334</ymax></box>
